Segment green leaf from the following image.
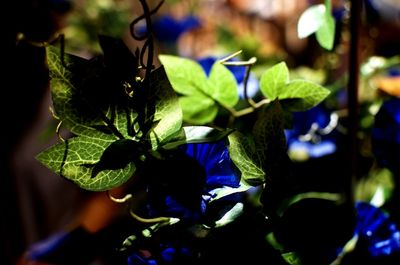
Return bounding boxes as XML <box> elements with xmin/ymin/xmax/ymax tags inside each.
<box><xmin>277</xmin><ymin>192</ymin><xmax>344</xmax><ymax>217</ymax></box>
<box><xmin>282</xmin><ymin>252</ymin><xmax>302</xmax><ymax>265</ymax></box>
<box><xmin>297</xmin><ymin>1</ymin><xmax>335</xmax><ymax>50</ymax></box>
<box><xmin>47</xmin><ymin>46</ymin><xmax>138</xmax><ymax>139</ymax></box>
<box><xmin>206</xmin><ymin>62</ymin><xmax>239</xmax><ymax>107</ymax></box>
<box><xmin>36</xmin><ymin>133</ymin><xmax>135</xmax><ymax>191</ymax></box>
<box><xmin>159</xmin><ymin>54</ymin><xmax>221</xmax><ymax>124</ymax></box>
<box><xmin>162</xmin><ymin>126</ymin><xmax>234</xmax><ymax>150</ymax></box>
<box><xmin>252</xmin><ymin>100</ymin><xmax>288</xmax><ymax>178</ymax></box>
<box><xmin>158</xmin><ymin>54</ymin><xmax>208</xmax><ymax>95</ymax></box>
<box><xmin>179</xmin><ymin>95</ymin><xmax>218</xmax><ymax>124</ymax></box>
<box><xmin>148</xmin><ymin>66</ymin><xmax>183</xmax><ymax>149</ymax></box>
<box><xmin>227</xmin><ymin>131</ymin><xmax>265</xmax><ymax>185</ymax></box>
<box><xmin>297</xmin><ymin>4</ymin><xmax>325</xmax><ymax>38</ymax></box>
<box><xmin>47</xmin><ymin>46</ymin><xmax>102</xmax><ymax>135</ymax></box>
<box><xmin>260</xmin><ymin>62</ymin><xmax>290</xmax><ymax>100</ymax></box>
<box><xmin>279</xmin><ymin>80</ymin><xmax>330</xmax><ymax>111</ymax></box>
<box><xmin>316</xmin><ymin>10</ymin><xmax>335</xmax><ymax>50</ymax></box>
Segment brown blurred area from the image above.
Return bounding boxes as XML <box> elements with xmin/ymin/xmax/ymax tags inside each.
<box><xmin>3</xmin><ymin>1</ymin><xmax>86</xmax><ymax>264</ymax></box>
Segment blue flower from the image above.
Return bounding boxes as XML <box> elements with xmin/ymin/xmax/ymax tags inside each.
<box><xmin>285</xmin><ymin>105</ymin><xmax>338</xmax><ymax>159</ymax></box>
<box><xmin>128</xmin><ymin>252</ymin><xmax>158</xmax><ymax>265</ymax></box>
<box><xmin>197</xmin><ymin>56</ymin><xmax>259</xmax><ymax>99</ymax></box>
<box><xmin>146</xmin><ymin>140</ymin><xmax>245</xmax><ymax>228</ymax></box>
<box><xmin>25</xmin><ymin>227</ymin><xmax>95</xmax><ymax>264</ymax></box>
<box><xmin>355</xmin><ymin>201</ymin><xmax>400</xmax><ymax>257</ymax></box>
<box><xmin>136</xmin><ymin>15</ymin><xmax>201</xmax><ymax>43</ymax></box>
<box><xmin>127</xmin><ymin>245</ymin><xmax>194</xmax><ymax>265</ymax></box>
<box><xmin>372</xmin><ymin>97</ymin><xmax>400</xmax><ymax>173</ymax></box>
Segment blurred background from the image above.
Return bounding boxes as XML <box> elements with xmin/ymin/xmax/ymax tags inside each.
<box><xmin>4</xmin><ymin>0</ymin><xmax>400</xmax><ymax>264</ymax></box>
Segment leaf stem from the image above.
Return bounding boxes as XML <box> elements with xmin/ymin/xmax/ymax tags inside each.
<box><xmin>218</xmin><ymin>50</ymin><xmax>243</xmax><ymax>63</ymax></box>
<box><xmin>107</xmin><ymin>190</ymin><xmax>133</xmax><ymax>203</ymax></box>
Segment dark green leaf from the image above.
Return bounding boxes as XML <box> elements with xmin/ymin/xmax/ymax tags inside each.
<box><xmin>227</xmin><ymin>131</ymin><xmax>265</xmax><ymax>185</ymax></box>
<box><xmin>252</xmin><ymin>100</ymin><xmax>287</xmax><ymax>178</ymax></box>
<box><xmin>97</xmin><ymin>35</ymin><xmax>139</xmax><ymax>81</ymax></box>
<box><xmin>81</xmin><ymin>139</ymin><xmax>143</xmax><ymax>179</ymax></box>
<box><xmin>47</xmin><ymin>46</ymin><xmax>138</xmax><ymax>139</ymax></box>
<box><xmin>148</xmin><ymin>66</ymin><xmax>183</xmax><ymax>149</ymax></box>
<box><xmin>36</xmin><ymin>133</ymin><xmax>135</xmax><ymax>191</ymax></box>
<box><xmin>47</xmin><ymin>46</ymin><xmax>102</xmax><ymax>135</ymax></box>
<box><xmin>277</xmin><ymin>192</ymin><xmax>344</xmax><ymax>217</ymax></box>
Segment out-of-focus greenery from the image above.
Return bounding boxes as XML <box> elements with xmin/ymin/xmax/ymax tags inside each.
<box><xmin>64</xmin><ymin>0</ymin><xmax>133</xmax><ymax>54</ymax></box>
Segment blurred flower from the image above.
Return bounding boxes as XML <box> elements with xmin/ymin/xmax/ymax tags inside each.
<box><xmin>128</xmin><ymin>252</ymin><xmax>157</xmax><ymax>265</ymax></box>
<box><xmin>355</xmin><ymin>201</ymin><xmax>400</xmax><ymax>256</ymax></box>
<box><xmin>197</xmin><ymin>56</ymin><xmax>259</xmax><ymax>99</ymax></box>
<box><xmin>285</xmin><ymin>105</ymin><xmax>338</xmax><ymax>161</ymax></box>
<box><xmin>372</xmin><ymin>97</ymin><xmax>400</xmax><ymax>174</ymax></box>
<box><xmin>127</xmin><ymin>245</ymin><xmax>194</xmax><ymax>265</ymax></box>
<box><xmin>136</xmin><ymin>14</ymin><xmax>201</xmax><ymax>43</ymax></box>
<box><xmin>25</xmin><ymin>227</ymin><xmax>96</xmax><ymax>265</ymax></box>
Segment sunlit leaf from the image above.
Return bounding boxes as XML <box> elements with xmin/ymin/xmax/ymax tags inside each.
<box><xmin>47</xmin><ymin>46</ymin><xmax>103</xmax><ymax>135</ymax></box>
<box><xmin>207</xmin><ymin>62</ymin><xmax>239</xmax><ymax>107</ymax></box>
<box><xmin>227</xmin><ymin>131</ymin><xmax>265</xmax><ymax>185</ymax></box>
<box><xmin>148</xmin><ymin>66</ymin><xmax>183</xmax><ymax>149</ymax></box>
<box><xmin>260</xmin><ymin>62</ymin><xmax>290</xmax><ymax>100</ymax></box>
<box><xmin>36</xmin><ymin>133</ymin><xmax>135</xmax><ymax>191</ymax></box>
<box><xmin>279</xmin><ymin>80</ymin><xmax>330</xmax><ymax>111</ymax></box>
<box><xmin>47</xmin><ymin>46</ymin><xmax>138</xmax><ymax>139</ymax></box>
<box><xmin>179</xmin><ymin>95</ymin><xmax>218</xmax><ymax>124</ymax></box>
<box><xmin>297</xmin><ymin>4</ymin><xmax>325</xmax><ymax>38</ymax></box>
<box><xmin>158</xmin><ymin>54</ymin><xmax>208</xmax><ymax>95</ymax></box>
<box><xmin>316</xmin><ymin>11</ymin><xmax>335</xmax><ymax>50</ymax></box>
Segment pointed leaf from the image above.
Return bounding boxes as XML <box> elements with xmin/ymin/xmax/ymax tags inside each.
<box><xmin>316</xmin><ymin>11</ymin><xmax>335</xmax><ymax>50</ymax></box>
<box><xmin>47</xmin><ymin>46</ymin><xmax>103</xmax><ymax>135</ymax></box>
<box><xmin>179</xmin><ymin>95</ymin><xmax>218</xmax><ymax>124</ymax></box>
<box><xmin>260</xmin><ymin>62</ymin><xmax>290</xmax><ymax>100</ymax></box>
<box><xmin>252</xmin><ymin>100</ymin><xmax>288</xmax><ymax>179</ymax></box>
<box><xmin>297</xmin><ymin>4</ymin><xmax>326</xmax><ymax>38</ymax></box>
<box><xmin>279</xmin><ymin>80</ymin><xmax>330</xmax><ymax>111</ymax></box>
<box><xmin>207</xmin><ymin>62</ymin><xmax>239</xmax><ymax>107</ymax></box>
<box><xmin>47</xmin><ymin>46</ymin><xmax>138</xmax><ymax>139</ymax></box>
<box><xmin>158</xmin><ymin>54</ymin><xmax>208</xmax><ymax>95</ymax></box>
<box><xmin>227</xmin><ymin>131</ymin><xmax>265</xmax><ymax>185</ymax></box>
<box><xmin>148</xmin><ymin>66</ymin><xmax>183</xmax><ymax>149</ymax></box>
<box><xmin>36</xmin><ymin>134</ymin><xmax>135</xmax><ymax>191</ymax></box>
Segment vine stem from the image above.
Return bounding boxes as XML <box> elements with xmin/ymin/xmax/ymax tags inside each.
<box><xmin>347</xmin><ymin>0</ymin><xmax>361</xmax><ymax>205</ymax></box>
<box><xmin>106</xmin><ymin>190</ymin><xmax>179</xmax><ymax>224</ymax></box>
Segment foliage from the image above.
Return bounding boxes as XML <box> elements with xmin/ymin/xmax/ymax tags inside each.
<box><xmin>31</xmin><ymin>0</ymin><xmax>400</xmax><ymax>265</ymax></box>
<box><xmin>297</xmin><ymin>0</ymin><xmax>336</xmax><ymax>51</ymax></box>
